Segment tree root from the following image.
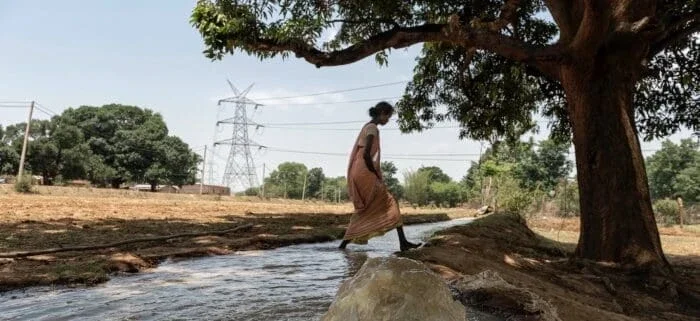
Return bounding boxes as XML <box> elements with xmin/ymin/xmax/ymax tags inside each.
<box><xmin>0</xmin><ymin>224</ymin><xmax>254</xmax><ymax>259</ymax></box>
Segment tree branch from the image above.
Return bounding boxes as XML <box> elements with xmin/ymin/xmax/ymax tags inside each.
<box><xmin>649</xmin><ymin>13</ymin><xmax>700</xmax><ymax>57</ymax></box>
<box><xmin>326</xmin><ymin>18</ymin><xmax>400</xmax><ymax>28</ymax></box>
<box><xmin>240</xmin><ymin>19</ymin><xmax>563</xmax><ymax>79</ymax></box>
<box><xmin>569</xmin><ymin>0</ymin><xmax>611</xmax><ymax>56</ymax></box>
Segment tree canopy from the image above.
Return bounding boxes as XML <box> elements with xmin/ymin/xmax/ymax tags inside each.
<box><xmin>191</xmin><ymin>0</ymin><xmax>699</xmax><ymax>267</ymax></box>
<box><xmin>647</xmin><ymin>139</ymin><xmax>700</xmax><ymax>202</ymax></box>
<box><xmin>191</xmin><ymin>0</ymin><xmax>699</xmax><ymax>142</ymax></box>
<box><xmin>0</xmin><ymin>104</ymin><xmax>201</xmax><ymax>189</ymax></box>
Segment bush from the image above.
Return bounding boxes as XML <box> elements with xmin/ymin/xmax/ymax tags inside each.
<box><xmin>653</xmin><ymin>198</ymin><xmax>680</xmax><ymax>225</ymax></box>
<box><xmin>429</xmin><ymin>182</ymin><xmax>464</xmax><ymax>208</ymax></box>
<box><xmin>501</xmin><ymin>191</ymin><xmax>534</xmax><ymax>215</ymax></box>
<box><xmin>496</xmin><ymin>176</ymin><xmax>535</xmax><ymax>216</ymax></box>
<box><xmin>14</xmin><ymin>176</ymin><xmax>33</xmax><ymax>193</ymax></box>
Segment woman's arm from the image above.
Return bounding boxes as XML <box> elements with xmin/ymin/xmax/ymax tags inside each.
<box><xmin>363</xmin><ymin>134</ymin><xmax>380</xmax><ymax>179</ymax></box>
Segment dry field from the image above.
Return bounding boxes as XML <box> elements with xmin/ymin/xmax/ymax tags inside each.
<box><xmin>0</xmin><ymin>184</ymin><xmax>474</xmax><ymax>290</ymax></box>
<box><xmin>527</xmin><ymin>215</ymin><xmax>700</xmax><ymax>260</ymax></box>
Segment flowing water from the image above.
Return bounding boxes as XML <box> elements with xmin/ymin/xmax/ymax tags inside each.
<box><xmin>0</xmin><ymin>218</ymin><xmax>502</xmax><ymax>321</ymax></box>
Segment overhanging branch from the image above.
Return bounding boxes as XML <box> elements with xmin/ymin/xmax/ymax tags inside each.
<box><xmin>239</xmin><ymin>19</ymin><xmax>564</xmax><ymax>79</ymax></box>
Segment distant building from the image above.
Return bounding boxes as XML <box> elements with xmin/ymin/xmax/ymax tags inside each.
<box><xmin>180</xmin><ymin>184</ymin><xmax>230</xmax><ymax>196</ymax></box>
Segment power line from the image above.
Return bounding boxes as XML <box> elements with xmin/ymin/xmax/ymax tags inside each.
<box><xmin>264</xmin><ymin>120</ymin><xmax>366</xmax><ymax>126</ymax></box>
<box><xmin>35</xmin><ymin>102</ymin><xmax>58</xmax><ymax>116</ymax></box>
<box><xmin>251</xmin><ymin>81</ymin><xmax>407</xmax><ymax>101</ymax></box>
<box><xmin>261</xmin><ymin>96</ymin><xmax>402</xmax><ymax>106</ymax></box>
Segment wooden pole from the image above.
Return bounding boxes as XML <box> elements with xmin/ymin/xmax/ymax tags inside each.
<box><xmin>301</xmin><ymin>171</ymin><xmax>308</xmax><ymax>201</ymax></box>
<box><xmin>17</xmin><ymin>101</ymin><xmax>35</xmax><ymax>181</ymax></box>
<box><xmin>677</xmin><ymin>196</ymin><xmax>685</xmax><ymax>229</ymax></box>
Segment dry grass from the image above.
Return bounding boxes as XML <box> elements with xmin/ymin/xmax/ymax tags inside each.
<box><xmin>0</xmin><ymin>184</ymin><xmax>475</xmax><ymax>290</ymax></box>
<box><xmin>527</xmin><ymin>216</ymin><xmax>700</xmax><ymax>257</ymax></box>
<box><xmin>0</xmin><ymin>184</ymin><xmax>471</xmax><ymax>224</ymax></box>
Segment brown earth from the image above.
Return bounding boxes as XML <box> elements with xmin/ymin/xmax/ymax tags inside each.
<box><xmin>403</xmin><ymin>213</ymin><xmax>700</xmax><ymax>321</ymax></box>
<box><xmin>0</xmin><ymin>185</ymin><xmax>472</xmax><ymax>291</ymax></box>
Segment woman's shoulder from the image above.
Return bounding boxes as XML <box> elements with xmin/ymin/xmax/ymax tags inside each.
<box><xmin>363</xmin><ymin>122</ymin><xmax>379</xmax><ymax>135</ymax></box>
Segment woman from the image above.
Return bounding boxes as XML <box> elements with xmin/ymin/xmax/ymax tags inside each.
<box><xmin>339</xmin><ymin>101</ymin><xmax>421</xmax><ymax>251</ymax></box>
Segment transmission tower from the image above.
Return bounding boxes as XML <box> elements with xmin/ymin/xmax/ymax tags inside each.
<box><xmin>213</xmin><ymin>80</ymin><xmax>261</xmax><ymax>191</ymax></box>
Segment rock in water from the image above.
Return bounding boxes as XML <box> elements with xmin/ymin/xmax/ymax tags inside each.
<box><xmin>322</xmin><ymin>257</ymin><xmax>466</xmax><ymax>321</ymax></box>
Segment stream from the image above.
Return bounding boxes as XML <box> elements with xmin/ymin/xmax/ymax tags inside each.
<box><xmin>0</xmin><ymin>218</ymin><xmax>502</xmax><ymax>321</ymax></box>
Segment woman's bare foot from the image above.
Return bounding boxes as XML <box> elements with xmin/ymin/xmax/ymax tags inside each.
<box><xmin>400</xmin><ymin>241</ymin><xmax>422</xmax><ymax>252</ymax></box>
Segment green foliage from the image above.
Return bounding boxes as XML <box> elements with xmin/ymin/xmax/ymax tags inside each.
<box><xmin>404</xmin><ymin>169</ymin><xmax>431</xmax><ymax>206</ymax></box>
<box><xmin>514</xmin><ymin>139</ymin><xmax>572</xmax><ymax>191</ymax></box>
<box><xmin>0</xmin><ymin>104</ymin><xmax>200</xmax><ymax>188</ymax></box>
<box><xmin>306</xmin><ymin>167</ymin><xmax>325</xmax><ymax>198</ymax></box>
<box><xmin>381</xmin><ymin>161</ymin><xmax>403</xmax><ymax>199</ymax></box>
<box><xmin>416</xmin><ymin>166</ymin><xmax>452</xmax><ymax>184</ymax></box>
<box><xmin>653</xmin><ymin>199</ymin><xmax>681</xmax><ymax>225</ymax></box>
<box><xmin>429</xmin><ymin>181</ymin><xmax>463</xmax><ymax>208</ymax></box>
<box><xmin>0</xmin><ymin>145</ymin><xmax>19</xmax><ymax>175</ymax></box>
<box><xmin>14</xmin><ymin>175</ymin><xmax>33</xmax><ymax>193</ymax></box>
<box><xmin>320</xmin><ymin>176</ymin><xmax>348</xmax><ymax>202</ymax></box>
<box><xmin>646</xmin><ymin>139</ymin><xmax>700</xmax><ymax>201</ymax></box>
<box><xmin>265</xmin><ymin>162</ymin><xmax>308</xmax><ymax>199</ymax></box>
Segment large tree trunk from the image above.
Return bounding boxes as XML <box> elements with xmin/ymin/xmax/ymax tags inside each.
<box><xmin>561</xmin><ymin>52</ymin><xmax>669</xmax><ymax>271</ymax></box>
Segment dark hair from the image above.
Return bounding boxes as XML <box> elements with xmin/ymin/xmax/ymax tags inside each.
<box><xmin>368</xmin><ymin>101</ymin><xmax>394</xmax><ymax>118</ymax></box>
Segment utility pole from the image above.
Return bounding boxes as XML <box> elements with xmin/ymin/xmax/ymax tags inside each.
<box><xmin>301</xmin><ymin>171</ymin><xmax>308</xmax><ymax>201</ymax></box>
<box><xmin>17</xmin><ymin>101</ymin><xmax>35</xmax><ymax>180</ymax></box>
<box><xmin>199</xmin><ymin>145</ymin><xmax>208</xmax><ymax>195</ymax></box>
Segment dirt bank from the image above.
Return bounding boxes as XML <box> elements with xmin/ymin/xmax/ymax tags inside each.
<box><xmin>403</xmin><ymin>213</ymin><xmax>700</xmax><ymax>321</ymax></box>
<box><xmin>0</xmin><ymin>186</ymin><xmax>472</xmax><ymax>291</ymax></box>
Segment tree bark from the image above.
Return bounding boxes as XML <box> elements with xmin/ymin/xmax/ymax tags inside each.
<box><xmin>561</xmin><ymin>53</ymin><xmax>669</xmax><ymax>270</ymax></box>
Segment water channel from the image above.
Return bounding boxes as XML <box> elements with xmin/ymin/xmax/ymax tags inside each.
<box><xmin>0</xmin><ymin>218</ymin><xmax>502</xmax><ymax>321</ymax></box>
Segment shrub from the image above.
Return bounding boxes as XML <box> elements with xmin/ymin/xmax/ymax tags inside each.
<box><xmin>429</xmin><ymin>181</ymin><xmax>464</xmax><ymax>208</ymax></box>
<box><xmin>14</xmin><ymin>175</ymin><xmax>33</xmax><ymax>193</ymax></box>
<box><xmin>653</xmin><ymin>198</ymin><xmax>680</xmax><ymax>225</ymax></box>
<box><xmin>496</xmin><ymin>176</ymin><xmax>535</xmax><ymax>216</ymax></box>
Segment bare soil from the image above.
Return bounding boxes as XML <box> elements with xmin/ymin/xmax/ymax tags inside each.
<box><xmin>0</xmin><ymin>185</ymin><xmax>472</xmax><ymax>291</ymax></box>
<box><xmin>403</xmin><ymin>213</ymin><xmax>700</xmax><ymax>321</ymax></box>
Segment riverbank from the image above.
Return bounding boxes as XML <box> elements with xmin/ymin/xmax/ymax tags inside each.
<box><xmin>404</xmin><ymin>213</ymin><xmax>700</xmax><ymax>321</ymax></box>
<box><xmin>0</xmin><ymin>185</ymin><xmax>473</xmax><ymax>291</ymax></box>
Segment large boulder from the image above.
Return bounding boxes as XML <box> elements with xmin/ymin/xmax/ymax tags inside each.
<box><xmin>322</xmin><ymin>257</ymin><xmax>466</xmax><ymax>321</ymax></box>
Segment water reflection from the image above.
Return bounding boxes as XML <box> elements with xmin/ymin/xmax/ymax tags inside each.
<box><xmin>0</xmin><ymin>219</ymin><xmax>473</xmax><ymax>321</ymax></box>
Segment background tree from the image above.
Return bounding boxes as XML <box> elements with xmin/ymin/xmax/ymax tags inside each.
<box><xmin>1</xmin><ymin>104</ymin><xmax>200</xmax><ymax>188</ymax></box>
<box><xmin>647</xmin><ymin>139</ymin><xmax>700</xmax><ymax>201</ymax></box>
<box><xmin>416</xmin><ymin>166</ymin><xmax>452</xmax><ymax>184</ymax></box>
<box><xmin>306</xmin><ymin>167</ymin><xmax>326</xmax><ymax>198</ymax></box>
<box><xmin>514</xmin><ymin>139</ymin><xmax>572</xmax><ymax>191</ymax></box>
<box><xmin>266</xmin><ymin>162</ymin><xmax>308</xmax><ymax>199</ymax></box>
<box><xmin>403</xmin><ymin>169</ymin><xmax>431</xmax><ymax>206</ymax></box>
<box><xmin>191</xmin><ymin>0</ymin><xmax>700</xmax><ymax>269</ymax></box>
<box><xmin>381</xmin><ymin>161</ymin><xmax>404</xmax><ymax>200</ymax></box>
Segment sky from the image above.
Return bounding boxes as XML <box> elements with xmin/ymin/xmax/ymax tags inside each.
<box><xmin>0</xmin><ymin>1</ymin><xmax>694</xmax><ymax>191</ymax></box>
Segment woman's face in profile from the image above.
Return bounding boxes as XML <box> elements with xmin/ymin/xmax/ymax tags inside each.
<box><xmin>378</xmin><ymin>111</ymin><xmax>392</xmax><ymax>125</ymax></box>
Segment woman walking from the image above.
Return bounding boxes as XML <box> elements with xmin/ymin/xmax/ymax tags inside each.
<box><xmin>339</xmin><ymin>101</ymin><xmax>421</xmax><ymax>251</ymax></box>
